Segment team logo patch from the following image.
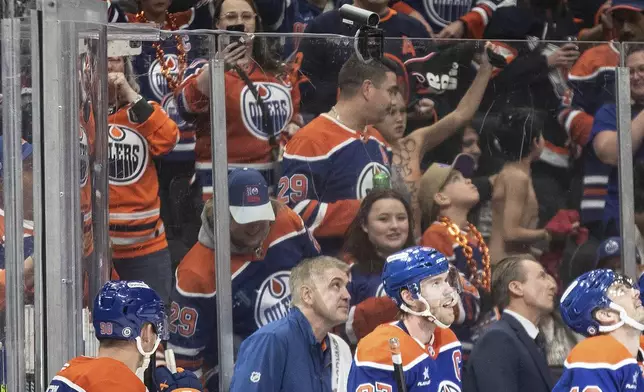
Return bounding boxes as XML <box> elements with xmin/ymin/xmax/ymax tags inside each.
<box><xmin>423</xmin><ymin>0</ymin><xmax>472</xmax><ymax>28</ymax></box>
<box><xmin>240</xmin><ymin>82</ymin><xmax>293</xmax><ymax>141</ymax></box>
<box><xmin>148</xmin><ymin>54</ymin><xmax>181</xmax><ymax>100</ymax></box>
<box><xmin>356</xmin><ymin>162</ymin><xmax>391</xmax><ymax>199</ymax></box>
<box><xmin>79</xmin><ymin>125</ymin><xmax>90</xmax><ymax>187</ymax></box>
<box><xmin>254</xmin><ymin>271</ymin><xmax>292</xmax><ymax>328</ymax></box>
<box><xmin>245</xmin><ymin>184</ymin><xmax>261</xmax><ymax>204</ymax></box>
<box><xmin>437</xmin><ymin>380</ymin><xmax>461</xmax><ymax>392</ymax></box>
<box><xmin>605</xmin><ymin>239</ymin><xmax>619</xmax><ymax>255</ymax></box>
<box><xmin>161</xmin><ymin>94</ymin><xmax>187</xmax><ymax>129</ymax></box>
<box><xmin>108</xmin><ymin>125</ymin><xmax>149</xmax><ymax>186</ymax></box>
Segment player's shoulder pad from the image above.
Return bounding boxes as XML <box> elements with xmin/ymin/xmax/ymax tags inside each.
<box><xmin>566</xmin><ymin>335</ymin><xmax>638</xmax><ymax>370</ymax></box>
<box><xmin>354</xmin><ymin>323</ymin><xmax>428</xmax><ymax>371</ymax></box>
<box><xmin>175</xmin><ymin>242</ymin><xmax>216</xmax><ymax>297</ymax></box>
<box><xmin>433</xmin><ymin>327</ymin><xmax>461</xmax><ymax>355</ymax></box>
<box><xmin>283</xmin><ymin>115</ymin><xmax>358</xmax><ymax>161</ymax></box>
<box><xmin>569</xmin><ymin>43</ymin><xmax>619</xmax><ymax>80</ymax></box>
<box><xmin>61</xmin><ymin>357</ymin><xmax>145</xmax><ymax>392</ymax></box>
<box><xmin>264</xmin><ymin>202</ymin><xmax>307</xmax><ymax>248</ymax></box>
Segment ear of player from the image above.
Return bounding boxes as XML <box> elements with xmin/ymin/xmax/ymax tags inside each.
<box><xmin>560</xmin><ymin>269</ymin><xmax>644</xmax><ymax>336</ymax></box>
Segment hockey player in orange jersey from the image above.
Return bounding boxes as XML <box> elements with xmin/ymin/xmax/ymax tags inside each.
<box><xmin>556</xmin><ymin>269</ymin><xmax>644</xmax><ymax>392</ymax></box>
<box><xmin>348</xmin><ymin>247</ymin><xmax>464</xmax><ymax>392</ymax></box>
<box><xmin>107</xmin><ymin>55</ymin><xmax>179</xmax><ymax>303</ymax></box>
<box><xmin>45</xmin><ymin>280</ymin><xmax>202</xmax><ymax>392</ymax></box>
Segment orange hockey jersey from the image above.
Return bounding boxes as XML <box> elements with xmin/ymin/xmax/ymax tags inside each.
<box><xmin>80</xmin><ymin>100</ymin><xmax>96</xmax><ymax>258</ymax></box>
<box><xmin>47</xmin><ymin>356</ymin><xmax>145</xmax><ymax>392</ymax></box>
<box><xmin>348</xmin><ymin>321</ymin><xmax>463</xmax><ymax>392</ymax></box>
<box><xmin>176</xmin><ymin>60</ymin><xmax>302</xmax><ymax>197</ymax></box>
<box><xmin>108</xmin><ymin>102</ymin><xmax>178</xmax><ymax>259</ymax></box>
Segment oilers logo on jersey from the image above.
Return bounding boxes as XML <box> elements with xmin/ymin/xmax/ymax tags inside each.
<box><xmin>80</xmin><ymin>125</ymin><xmax>90</xmax><ymax>188</ymax></box>
<box><xmin>438</xmin><ymin>380</ymin><xmax>461</xmax><ymax>392</ymax></box>
<box><xmin>254</xmin><ymin>271</ymin><xmax>292</xmax><ymax>328</ymax></box>
<box><xmin>108</xmin><ymin>124</ymin><xmax>149</xmax><ymax>186</ymax></box>
<box><xmin>240</xmin><ymin>82</ymin><xmax>293</xmax><ymax>141</ymax></box>
<box><xmin>423</xmin><ymin>0</ymin><xmax>472</xmax><ymax>28</ymax></box>
<box><xmin>161</xmin><ymin>94</ymin><xmax>187</xmax><ymax>129</ymax></box>
<box><xmin>148</xmin><ymin>54</ymin><xmax>183</xmax><ymax>100</ymax></box>
<box><xmin>357</xmin><ymin>162</ymin><xmax>391</xmax><ymax>199</ymax></box>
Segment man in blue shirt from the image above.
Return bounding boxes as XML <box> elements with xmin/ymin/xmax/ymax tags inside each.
<box><xmin>230</xmin><ymin>256</ymin><xmax>352</xmax><ymax>392</ymax></box>
<box><xmin>590</xmin><ymin>25</ymin><xmax>644</xmax><ymax>237</ymax></box>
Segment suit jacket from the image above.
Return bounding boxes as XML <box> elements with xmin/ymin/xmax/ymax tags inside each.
<box><xmin>463</xmin><ymin>313</ymin><xmax>554</xmax><ymax>392</ymax></box>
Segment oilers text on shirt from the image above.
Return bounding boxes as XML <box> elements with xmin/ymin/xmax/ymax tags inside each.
<box><xmin>175</xmin><ymin>59</ymin><xmax>300</xmax><ymax>198</ymax></box>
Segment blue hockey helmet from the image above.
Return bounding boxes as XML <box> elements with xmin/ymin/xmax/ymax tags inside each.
<box><xmin>382</xmin><ymin>246</ymin><xmax>450</xmax><ymax>307</ymax></box>
<box><xmin>560</xmin><ymin>269</ymin><xmax>643</xmax><ymax>336</ymax></box>
<box><xmin>93</xmin><ymin>280</ymin><xmax>168</xmax><ymax>342</ymax></box>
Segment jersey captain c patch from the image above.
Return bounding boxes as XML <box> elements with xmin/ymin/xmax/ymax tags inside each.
<box><xmin>254</xmin><ymin>271</ymin><xmax>292</xmax><ymax>328</ymax></box>
<box><xmin>108</xmin><ymin>124</ymin><xmax>149</xmax><ymax>186</ymax></box>
<box><xmin>241</xmin><ymin>82</ymin><xmax>293</xmax><ymax>141</ymax></box>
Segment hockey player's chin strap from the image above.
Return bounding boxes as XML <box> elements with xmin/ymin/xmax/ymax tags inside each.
<box><xmin>134</xmin><ymin>336</ymin><xmax>162</xmax><ymax>382</ymax></box>
<box><xmin>399</xmin><ymin>294</ymin><xmax>456</xmax><ymax>330</ymax></box>
<box><xmin>598</xmin><ymin>302</ymin><xmax>644</xmax><ymax>333</ymax></box>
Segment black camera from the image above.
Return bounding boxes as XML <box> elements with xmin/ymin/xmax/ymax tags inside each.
<box><xmin>339</xmin><ymin>4</ymin><xmax>384</xmax><ymax>63</ymax></box>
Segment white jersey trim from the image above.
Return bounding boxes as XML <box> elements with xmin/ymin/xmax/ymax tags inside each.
<box><xmin>564</xmin><ymin>357</ymin><xmax>637</xmax><ymax>370</ymax></box>
<box><xmin>51</xmin><ymin>376</ymin><xmax>88</xmax><ymax>392</ymax></box>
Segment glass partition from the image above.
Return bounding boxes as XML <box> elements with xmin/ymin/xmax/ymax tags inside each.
<box><xmin>1</xmin><ymin>12</ymin><xmax>37</xmax><ymax>392</ymax></box>
<box><xmin>1</xmin><ymin>11</ymin><xmax>639</xmax><ymax>388</ymax></box>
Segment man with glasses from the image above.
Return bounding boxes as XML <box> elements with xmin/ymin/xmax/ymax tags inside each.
<box><xmin>553</xmin><ymin>269</ymin><xmax>644</xmax><ymax>391</ymax></box>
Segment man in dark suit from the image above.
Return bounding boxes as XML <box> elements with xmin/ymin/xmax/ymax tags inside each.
<box><xmin>463</xmin><ymin>254</ymin><xmax>558</xmax><ymax>392</ymax></box>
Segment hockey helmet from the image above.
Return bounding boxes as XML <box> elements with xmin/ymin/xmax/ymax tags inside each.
<box><xmin>560</xmin><ymin>269</ymin><xmax>643</xmax><ymax>336</ymax></box>
<box><xmin>93</xmin><ymin>280</ymin><xmax>168</xmax><ymax>341</ymax></box>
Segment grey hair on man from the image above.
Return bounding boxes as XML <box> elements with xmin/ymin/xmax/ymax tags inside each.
<box><xmin>290</xmin><ymin>256</ymin><xmax>350</xmax><ymax>307</ymax></box>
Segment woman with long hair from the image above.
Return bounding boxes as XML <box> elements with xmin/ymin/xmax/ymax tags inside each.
<box><xmin>176</xmin><ymin>0</ymin><xmax>303</xmax><ymax>201</ymax></box>
<box><xmin>341</xmin><ymin>189</ymin><xmax>415</xmax><ymax>344</ymax></box>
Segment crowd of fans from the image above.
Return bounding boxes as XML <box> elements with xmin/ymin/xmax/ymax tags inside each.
<box><xmin>5</xmin><ymin>0</ymin><xmax>644</xmax><ymax>390</ymax></box>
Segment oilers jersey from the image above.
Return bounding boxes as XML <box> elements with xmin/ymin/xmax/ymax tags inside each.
<box><xmin>80</xmin><ymin>100</ymin><xmax>95</xmax><ymax>258</ymax></box>
<box><xmin>348</xmin><ymin>321</ymin><xmax>463</xmax><ymax>392</ymax></box>
<box><xmin>558</xmin><ymin>43</ymin><xmax>618</xmax><ymax>226</ymax></box>
<box><xmin>176</xmin><ymin>59</ymin><xmax>302</xmax><ymax>197</ymax></box>
<box><xmin>553</xmin><ymin>335</ymin><xmax>643</xmax><ymax>392</ymax></box>
<box><xmin>125</xmin><ymin>7</ymin><xmax>206</xmax><ymax>162</ymax></box>
<box><xmin>280</xmin><ymin>114</ymin><xmax>392</xmax><ymax>254</ymax></box>
<box><xmin>255</xmin><ymin>0</ymin><xmax>324</xmax><ymax>33</ymax></box>
<box><xmin>125</xmin><ymin>7</ymin><xmax>205</xmax><ymax>103</ymax></box>
<box><xmin>167</xmin><ymin>202</ymin><xmax>320</xmax><ymax>390</ymax></box>
<box><xmin>392</xmin><ymin>0</ymin><xmax>515</xmax><ymax>37</ymax></box>
<box><xmin>108</xmin><ymin>102</ymin><xmax>179</xmax><ymax>259</ymax></box>
<box><xmin>46</xmin><ymin>356</ymin><xmax>144</xmax><ymax>392</ymax></box>
<box><xmin>159</xmin><ymin>93</ymin><xmax>196</xmax><ymax>162</ymax></box>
